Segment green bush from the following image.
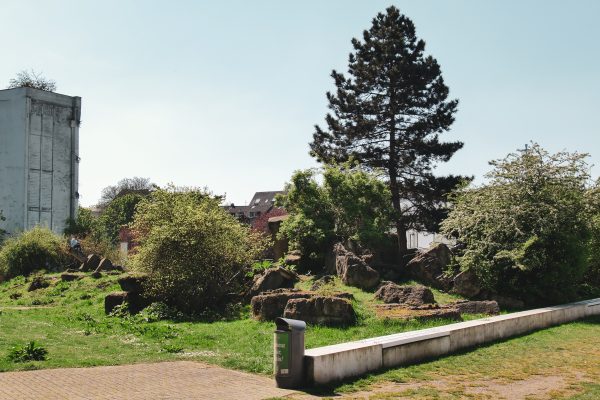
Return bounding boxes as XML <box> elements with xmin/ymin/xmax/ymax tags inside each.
<box><xmin>63</xmin><ymin>207</ymin><xmax>96</xmax><ymax>237</ymax></box>
<box><xmin>585</xmin><ymin>182</ymin><xmax>600</xmax><ymax>287</ymax></box>
<box><xmin>441</xmin><ymin>144</ymin><xmax>591</xmax><ymax>305</ymax></box>
<box><xmin>8</xmin><ymin>341</ymin><xmax>48</xmax><ymax>362</ymax></box>
<box><xmin>130</xmin><ymin>186</ymin><xmax>267</xmax><ymax>314</ymax></box>
<box><xmin>97</xmin><ymin>193</ymin><xmax>145</xmax><ymax>243</ymax></box>
<box><xmin>277</xmin><ymin>164</ymin><xmax>393</xmax><ymax>271</ymax></box>
<box><xmin>0</xmin><ymin>227</ymin><xmax>68</xmax><ymax>279</ymax></box>
<box><xmin>63</xmin><ymin>207</ymin><xmax>121</xmax><ymax>262</ymax></box>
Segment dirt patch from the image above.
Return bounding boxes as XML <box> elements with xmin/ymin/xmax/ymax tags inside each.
<box><xmin>288</xmin><ymin>373</ymin><xmax>586</xmax><ymax>399</ymax></box>
<box><xmin>468</xmin><ymin>375</ymin><xmax>568</xmax><ymax>399</ymax></box>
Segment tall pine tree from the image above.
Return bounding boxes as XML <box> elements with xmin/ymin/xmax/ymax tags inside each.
<box><xmin>310</xmin><ymin>6</ymin><xmax>470</xmax><ymax>260</ymax></box>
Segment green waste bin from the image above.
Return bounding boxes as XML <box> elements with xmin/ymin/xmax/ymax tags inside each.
<box><xmin>274</xmin><ymin>317</ymin><xmax>306</xmax><ymax>388</ymax></box>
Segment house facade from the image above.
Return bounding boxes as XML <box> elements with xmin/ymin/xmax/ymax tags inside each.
<box><xmin>225</xmin><ymin>191</ymin><xmax>284</xmax><ymax>224</ymax></box>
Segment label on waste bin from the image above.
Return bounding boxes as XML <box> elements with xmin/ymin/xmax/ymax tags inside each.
<box><xmin>275</xmin><ymin>331</ymin><xmax>290</xmax><ymax>376</ymax></box>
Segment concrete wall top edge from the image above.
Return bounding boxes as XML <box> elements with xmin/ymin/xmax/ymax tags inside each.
<box><xmin>305</xmin><ymin>298</ymin><xmax>600</xmax><ymax>357</ymax></box>
<box><xmin>0</xmin><ymin>87</ymin><xmax>79</xmax><ymax>108</ymax></box>
<box><xmin>305</xmin><ymin>342</ymin><xmax>381</xmax><ymax>357</ymax></box>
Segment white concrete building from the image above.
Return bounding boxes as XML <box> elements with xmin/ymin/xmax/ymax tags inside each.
<box><xmin>0</xmin><ymin>87</ymin><xmax>81</xmax><ymax>235</ymax></box>
<box><xmin>406</xmin><ymin>229</ymin><xmax>454</xmax><ymax>250</ymax></box>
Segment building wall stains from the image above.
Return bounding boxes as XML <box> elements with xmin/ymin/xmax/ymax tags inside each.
<box><xmin>0</xmin><ymin>87</ymin><xmax>81</xmax><ymax>235</ymax></box>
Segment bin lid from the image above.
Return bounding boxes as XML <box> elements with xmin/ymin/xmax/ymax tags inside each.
<box><xmin>275</xmin><ymin>317</ymin><xmax>306</xmax><ymax>331</ymax></box>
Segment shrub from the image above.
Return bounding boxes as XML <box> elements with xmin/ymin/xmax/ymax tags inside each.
<box><xmin>7</xmin><ymin>70</ymin><xmax>56</xmax><ymax>92</ymax></box>
<box><xmin>441</xmin><ymin>144</ymin><xmax>591</xmax><ymax>305</ymax></box>
<box><xmin>78</xmin><ymin>235</ymin><xmax>121</xmax><ymax>264</ymax></box>
<box><xmin>277</xmin><ymin>164</ymin><xmax>393</xmax><ymax>271</ymax></box>
<box><xmin>585</xmin><ymin>182</ymin><xmax>600</xmax><ymax>287</ymax></box>
<box><xmin>140</xmin><ymin>302</ymin><xmax>183</xmax><ymax>322</ymax></box>
<box><xmin>130</xmin><ymin>186</ymin><xmax>267</xmax><ymax>314</ymax></box>
<box><xmin>63</xmin><ymin>207</ymin><xmax>121</xmax><ymax>262</ymax></box>
<box><xmin>8</xmin><ymin>341</ymin><xmax>48</xmax><ymax>362</ymax></box>
<box><xmin>0</xmin><ymin>227</ymin><xmax>68</xmax><ymax>279</ymax></box>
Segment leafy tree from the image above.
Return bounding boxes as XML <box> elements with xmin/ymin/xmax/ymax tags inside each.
<box><xmin>310</xmin><ymin>6</ymin><xmax>469</xmax><ymax>260</ymax></box>
<box><xmin>97</xmin><ymin>193</ymin><xmax>146</xmax><ymax>243</ymax></box>
<box><xmin>7</xmin><ymin>70</ymin><xmax>56</xmax><ymax>91</ymax></box>
<box><xmin>441</xmin><ymin>144</ymin><xmax>591</xmax><ymax>305</ymax></box>
<box><xmin>130</xmin><ymin>186</ymin><xmax>267</xmax><ymax>314</ymax></box>
<box><xmin>97</xmin><ymin>177</ymin><xmax>154</xmax><ymax>210</ymax></box>
<box><xmin>585</xmin><ymin>181</ymin><xmax>600</xmax><ymax>287</ymax></box>
<box><xmin>277</xmin><ymin>164</ymin><xmax>394</xmax><ymax>270</ymax></box>
<box><xmin>63</xmin><ymin>207</ymin><xmax>96</xmax><ymax>237</ymax></box>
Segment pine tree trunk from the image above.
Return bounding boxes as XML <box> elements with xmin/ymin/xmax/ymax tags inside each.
<box><xmin>387</xmin><ymin>111</ymin><xmax>408</xmax><ymax>264</ymax></box>
<box><xmin>397</xmin><ymin>218</ymin><xmax>408</xmax><ymax>261</ymax></box>
<box><xmin>389</xmin><ymin>176</ymin><xmax>408</xmax><ymax>264</ymax></box>
<box><xmin>387</xmin><ymin>87</ymin><xmax>408</xmax><ymax>264</ymax></box>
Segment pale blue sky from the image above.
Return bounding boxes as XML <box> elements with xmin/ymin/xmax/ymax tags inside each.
<box><xmin>2</xmin><ymin>1</ymin><xmax>599</xmax><ymax>206</ymax></box>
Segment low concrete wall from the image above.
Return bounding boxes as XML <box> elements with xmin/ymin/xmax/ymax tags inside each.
<box><xmin>304</xmin><ymin>298</ymin><xmax>600</xmax><ymax>385</ymax></box>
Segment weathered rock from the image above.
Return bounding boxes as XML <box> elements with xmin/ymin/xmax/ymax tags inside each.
<box><xmin>251</xmin><ymin>290</ymin><xmax>313</xmax><ymax>321</ymax></box>
<box><xmin>118</xmin><ymin>274</ymin><xmax>149</xmax><ymax>294</ymax></box>
<box><xmin>90</xmin><ymin>271</ymin><xmax>102</xmax><ymax>279</ymax></box>
<box><xmin>27</xmin><ymin>276</ymin><xmax>51</xmax><ymax>291</ymax></box>
<box><xmin>375</xmin><ymin>282</ymin><xmax>436</xmax><ymax>306</ymax></box>
<box><xmin>452</xmin><ymin>269</ymin><xmax>481</xmax><ymax>298</ymax></box>
<box><xmin>324</xmin><ymin>246</ymin><xmax>337</xmax><ymax>274</ymax></box>
<box><xmin>405</xmin><ymin>243</ymin><xmax>453</xmax><ymax>291</ymax></box>
<box><xmin>96</xmin><ymin>258</ymin><xmax>114</xmax><ymax>272</ymax></box>
<box><xmin>80</xmin><ymin>254</ymin><xmax>101</xmax><ymax>272</ymax></box>
<box><xmin>248</xmin><ymin>267</ymin><xmax>298</xmax><ymax>298</ymax></box>
<box><xmin>104</xmin><ymin>291</ymin><xmax>150</xmax><ymax>314</ymax></box>
<box><xmin>490</xmin><ymin>295</ymin><xmax>524</xmax><ymax>309</ymax></box>
<box><xmin>379</xmin><ymin>265</ymin><xmax>402</xmax><ymax>283</ymax></box>
<box><xmin>310</xmin><ymin>275</ymin><xmax>335</xmax><ymax>291</ymax></box>
<box><xmin>374</xmin><ymin>304</ymin><xmax>462</xmax><ymax>321</ymax></box>
<box><xmin>331</xmin><ymin>292</ymin><xmax>354</xmax><ymax>300</ymax></box>
<box><xmin>105</xmin><ymin>291</ymin><xmax>128</xmax><ymax>314</ymax></box>
<box><xmin>335</xmin><ymin>243</ymin><xmax>380</xmax><ymax>290</ymax></box>
<box><xmin>447</xmin><ymin>300</ymin><xmax>499</xmax><ymax>315</ymax></box>
<box><xmin>283</xmin><ymin>296</ymin><xmax>356</xmax><ymax>326</ymax></box>
<box><xmin>61</xmin><ymin>272</ymin><xmax>84</xmax><ymax>282</ymax></box>
<box><xmin>283</xmin><ymin>250</ymin><xmax>302</xmax><ymax>267</ymax></box>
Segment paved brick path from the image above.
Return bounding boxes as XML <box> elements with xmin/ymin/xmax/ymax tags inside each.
<box><xmin>0</xmin><ymin>361</ymin><xmax>299</xmax><ymax>400</ymax></box>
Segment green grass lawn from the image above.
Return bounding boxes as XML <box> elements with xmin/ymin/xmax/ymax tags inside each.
<box><xmin>0</xmin><ymin>272</ymin><xmax>470</xmax><ymax>374</ymax></box>
<box><xmin>2</xmin><ymin>272</ymin><xmax>599</xmax><ymax>399</ymax></box>
<box><xmin>306</xmin><ymin>316</ymin><xmax>600</xmax><ymax>399</ymax></box>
